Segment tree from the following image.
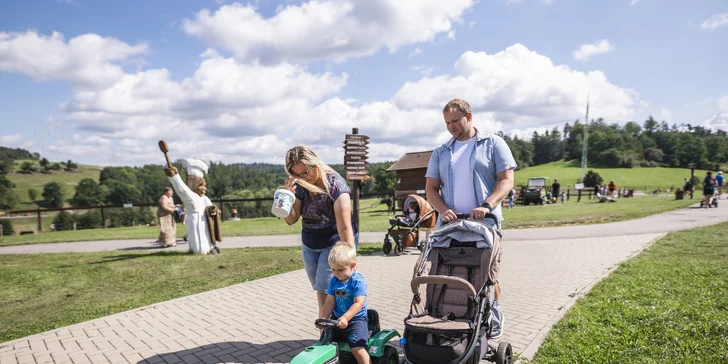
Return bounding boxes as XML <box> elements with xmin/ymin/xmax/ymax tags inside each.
<box><xmin>65</xmin><ymin>160</ymin><xmax>78</xmax><ymax>171</ymax></box>
<box><xmin>71</xmin><ymin>178</ymin><xmax>105</xmax><ymax>206</ymax></box>
<box><xmin>371</xmin><ymin>163</ymin><xmax>396</xmax><ymax>193</ymax></box>
<box><xmin>582</xmin><ymin>170</ymin><xmax>604</xmax><ymax>188</ymax></box>
<box><xmin>643</xmin><ymin>116</ymin><xmax>659</xmax><ymax>136</ymax></box>
<box><xmin>0</xmin><ymin>175</ymin><xmax>18</xmax><ymax>210</ymax></box>
<box><xmin>28</xmin><ymin>188</ymin><xmax>38</xmax><ymax>202</ymax></box>
<box><xmin>105</xmin><ymin>181</ymin><xmax>142</xmax><ymax>204</ymax></box>
<box><xmin>40</xmin><ymin>158</ymin><xmax>49</xmax><ymax>169</ymax></box>
<box><xmin>20</xmin><ymin>161</ymin><xmax>37</xmax><ymax>174</ymax></box>
<box><xmin>0</xmin><ymin>160</ymin><xmax>9</xmax><ymax>175</ymax></box>
<box><xmin>52</xmin><ymin>211</ymin><xmax>75</xmax><ymax>231</ymax></box>
<box><xmin>42</xmin><ymin>182</ymin><xmax>65</xmax><ymax>208</ymax></box>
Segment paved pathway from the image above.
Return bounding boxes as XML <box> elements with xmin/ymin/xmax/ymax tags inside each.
<box><xmin>0</xmin><ymin>204</ymin><xmax>724</xmax><ymax>364</ymax></box>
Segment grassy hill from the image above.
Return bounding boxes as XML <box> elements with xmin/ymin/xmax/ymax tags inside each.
<box><xmin>515</xmin><ymin>160</ymin><xmax>709</xmax><ymax>190</ymax></box>
<box><xmin>7</xmin><ymin>159</ymin><xmax>102</xmax><ymax>210</ymax></box>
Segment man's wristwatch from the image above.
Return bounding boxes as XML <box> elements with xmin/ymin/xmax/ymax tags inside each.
<box><xmin>481</xmin><ymin>201</ymin><xmax>493</xmax><ymax>212</ymax></box>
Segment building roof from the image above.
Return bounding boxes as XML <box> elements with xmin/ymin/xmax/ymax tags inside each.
<box><xmin>387</xmin><ymin>150</ymin><xmax>432</xmax><ymax>171</ymax></box>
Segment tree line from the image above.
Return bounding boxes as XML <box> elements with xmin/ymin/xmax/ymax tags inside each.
<box><xmin>502</xmin><ymin>116</ymin><xmax>727</xmax><ymax>171</ymax></box>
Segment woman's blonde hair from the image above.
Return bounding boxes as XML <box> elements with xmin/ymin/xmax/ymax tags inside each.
<box><xmin>328</xmin><ymin>241</ymin><xmax>356</xmax><ymax>267</ymax></box>
<box><xmin>285</xmin><ymin>145</ymin><xmax>335</xmax><ymax>196</ymax></box>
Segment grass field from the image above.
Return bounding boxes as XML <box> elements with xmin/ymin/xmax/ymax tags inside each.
<box><xmin>0</xmin><ymin>195</ymin><xmax>697</xmax><ymax>246</ymax></box>
<box><xmin>515</xmin><ymin>160</ymin><xmax>708</xmax><ymax>191</ymax></box>
<box><xmin>0</xmin><ymin>242</ymin><xmax>381</xmax><ymax>343</ymax></box>
<box><xmin>6</xmin><ymin>159</ymin><xmax>102</xmax><ymax>210</ymax></box>
<box><xmin>531</xmin><ymin>223</ymin><xmax>728</xmax><ymax>363</ymax></box>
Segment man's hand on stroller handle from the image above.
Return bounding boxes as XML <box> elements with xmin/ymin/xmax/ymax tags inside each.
<box><xmin>440</xmin><ymin>209</ymin><xmax>459</xmax><ymax>222</ymax></box>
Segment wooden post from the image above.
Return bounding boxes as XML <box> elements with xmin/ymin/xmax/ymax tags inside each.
<box><xmin>100</xmin><ymin>205</ymin><xmax>106</xmax><ymax>228</ymax></box>
<box><xmin>567</xmin><ymin>188</ymin><xmax>571</xmax><ymax>201</ymax></box>
<box><xmin>37</xmin><ymin>208</ymin><xmax>43</xmax><ymax>233</ymax></box>
<box><xmin>0</xmin><ymin>225</ymin><xmax>3</xmax><ymax>236</ymax></box>
<box><xmin>577</xmin><ymin>189</ymin><xmax>582</xmax><ymax>202</ymax></box>
<box><xmin>73</xmin><ymin>222</ymin><xmax>77</xmax><ymax>231</ymax></box>
<box><xmin>351</xmin><ymin>128</ymin><xmax>360</xmax><ymax>228</ymax></box>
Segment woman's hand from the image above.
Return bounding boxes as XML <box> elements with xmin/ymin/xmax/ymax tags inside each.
<box><xmin>283</xmin><ymin>176</ymin><xmax>298</xmax><ymax>193</ymax></box>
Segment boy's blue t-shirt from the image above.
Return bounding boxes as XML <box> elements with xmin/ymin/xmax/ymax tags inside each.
<box><xmin>717</xmin><ymin>175</ymin><xmax>724</xmax><ymax>187</ymax></box>
<box><xmin>327</xmin><ymin>271</ymin><xmax>367</xmax><ymax>319</ymax></box>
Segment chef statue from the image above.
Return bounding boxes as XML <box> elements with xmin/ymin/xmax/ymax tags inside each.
<box><xmin>164</xmin><ymin>158</ymin><xmax>221</xmax><ymax>255</ymax></box>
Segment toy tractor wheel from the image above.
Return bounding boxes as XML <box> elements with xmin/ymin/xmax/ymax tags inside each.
<box><xmin>373</xmin><ymin>345</ymin><xmax>399</xmax><ymax>364</ymax></box>
<box><xmin>382</xmin><ymin>236</ymin><xmax>392</xmax><ymax>255</ymax></box>
<box><xmin>494</xmin><ymin>341</ymin><xmax>513</xmax><ymax>364</ymax></box>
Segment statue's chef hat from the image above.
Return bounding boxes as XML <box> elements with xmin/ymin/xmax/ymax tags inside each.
<box><xmin>182</xmin><ymin>158</ymin><xmax>208</xmax><ymax>177</ymax></box>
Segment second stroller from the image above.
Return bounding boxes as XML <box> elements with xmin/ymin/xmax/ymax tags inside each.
<box><xmin>383</xmin><ymin>194</ymin><xmax>437</xmax><ymax>255</ymax></box>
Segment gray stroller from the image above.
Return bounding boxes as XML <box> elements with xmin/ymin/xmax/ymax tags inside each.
<box><xmin>401</xmin><ymin>212</ymin><xmax>513</xmax><ymax>364</ymax></box>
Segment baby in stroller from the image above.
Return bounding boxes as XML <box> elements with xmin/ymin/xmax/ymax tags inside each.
<box><xmin>383</xmin><ymin>195</ymin><xmax>437</xmax><ymax>256</ymax></box>
<box><xmin>397</xmin><ymin>201</ymin><xmax>420</xmax><ymax>227</ymax></box>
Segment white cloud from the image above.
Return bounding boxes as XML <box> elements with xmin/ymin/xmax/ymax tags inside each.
<box><xmin>412</xmin><ymin>65</ymin><xmax>434</xmax><ymax>77</ymax></box>
<box><xmin>393</xmin><ymin>44</ymin><xmax>638</xmax><ymax>129</ymax></box>
<box><xmin>506</xmin><ymin>0</ymin><xmax>553</xmax><ymax>5</ymax></box>
<box><xmin>5</xmin><ymin>33</ymin><xmax>641</xmax><ymax>166</ymax></box>
<box><xmin>0</xmin><ymin>30</ymin><xmax>147</xmax><ymax>89</ymax></box>
<box><xmin>409</xmin><ymin>48</ymin><xmax>423</xmax><ymax>58</ymax></box>
<box><xmin>701</xmin><ymin>13</ymin><xmax>728</xmax><ymax>31</ymax></box>
<box><xmin>0</xmin><ymin>134</ymin><xmax>35</xmax><ymax>150</ymax></box>
<box><xmin>702</xmin><ymin>96</ymin><xmax>728</xmax><ymax>131</ymax></box>
<box><xmin>181</xmin><ymin>0</ymin><xmax>475</xmax><ymax>63</ymax></box>
<box><xmin>629</xmin><ymin>0</ymin><xmax>639</xmax><ymax>5</ymax></box>
<box><xmin>0</xmin><ymin>134</ymin><xmax>25</xmax><ymax>145</ymax></box>
<box><xmin>573</xmin><ymin>39</ymin><xmax>614</xmax><ymax>61</ymax></box>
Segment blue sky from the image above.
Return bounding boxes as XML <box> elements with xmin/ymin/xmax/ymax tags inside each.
<box><xmin>0</xmin><ymin>0</ymin><xmax>726</xmax><ymax>166</ymax></box>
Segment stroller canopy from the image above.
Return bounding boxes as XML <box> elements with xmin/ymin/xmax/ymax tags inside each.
<box><xmin>402</xmin><ymin>194</ymin><xmax>436</xmax><ymax>228</ymax></box>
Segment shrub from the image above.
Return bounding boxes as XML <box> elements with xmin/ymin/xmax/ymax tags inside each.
<box><xmin>52</xmin><ymin>211</ymin><xmax>75</xmax><ymax>231</ymax></box>
<box><xmin>0</xmin><ymin>219</ymin><xmax>14</xmax><ymax>236</ymax></box>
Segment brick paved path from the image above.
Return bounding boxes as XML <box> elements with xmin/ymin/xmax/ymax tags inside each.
<box><xmin>0</xmin><ymin>232</ymin><xmax>663</xmax><ymax>363</ymax></box>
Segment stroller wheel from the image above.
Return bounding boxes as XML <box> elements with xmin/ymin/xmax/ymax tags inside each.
<box><xmin>494</xmin><ymin>341</ymin><xmax>513</xmax><ymax>364</ymax></box>
<box><xmin>382</xmin><ymin>236</ymin><xmax>392</xmax><ymax>255</ymax></box>
<box><xmin>394</xmin><ymin>241</ymin><xmax>404</xmax><ymax>256</ymax></box>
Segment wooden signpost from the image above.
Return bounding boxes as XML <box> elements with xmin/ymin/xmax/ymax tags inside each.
<box><xmin>344</xmin><ymin>128</ymin><xmax>369</xmax><ymax>227</ymax></box>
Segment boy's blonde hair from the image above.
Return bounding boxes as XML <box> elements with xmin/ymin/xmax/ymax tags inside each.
<box><xmin>328</xmin><ymin>241</ymin><xmax>356</xmax><ymax>267</ymax></box>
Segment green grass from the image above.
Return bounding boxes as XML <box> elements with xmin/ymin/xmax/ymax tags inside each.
<box><xmin>6</xmin><ymin>160</ymin><xmax>102</xmax><ymax>210</ymax></box>
<box><xmin>516</xmin><ymin>160</ymin><xmax>708</xmax><ymax>191</ymax></box>
<box><xmin>500</xmin><ymin>195</ymin><xmax>696</xmax><ymax>229</ymax></box>
<box><xmin>531</xmin><ymin>223</ymin><xmax>728</xmax><ymax>363</ymax></box>
<box><xmin>0</xmin><ymin>196</ymin><xmax>696</xmax><ymax>246</ymax></box>
<box><xmin>0</xmin><ymin>242</ymin><xmax>380</xmax><ymax>343</ymax></box>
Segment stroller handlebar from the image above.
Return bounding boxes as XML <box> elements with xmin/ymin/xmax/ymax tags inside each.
<box><xmin>450</xmin><ymin>212</ymin><xmax>502</xmax><ymax>238</ymax></box>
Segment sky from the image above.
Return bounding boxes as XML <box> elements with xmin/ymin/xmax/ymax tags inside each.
<box><xmin>0</xmin><ymin>0</ymin><xmax>726</xmax><ymax>167</ymax></box>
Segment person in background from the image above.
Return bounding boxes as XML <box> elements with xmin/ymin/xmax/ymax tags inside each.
<box><xmin>156</xmin><ymin>187</ymin><xmax>177</xmax><ymax>247</ymax></box>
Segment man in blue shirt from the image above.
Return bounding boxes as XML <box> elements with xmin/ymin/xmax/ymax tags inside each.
<box><xmin>425</xmin><ymin>98</ymin><xmax>517</xmax><ymax>339</ymax></box>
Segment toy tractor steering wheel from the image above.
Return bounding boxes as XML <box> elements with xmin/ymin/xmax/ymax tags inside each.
<box><xmin>315</xmin><ymin>318</ymin><xmax>339</xmax><ymax>328</ymax></box>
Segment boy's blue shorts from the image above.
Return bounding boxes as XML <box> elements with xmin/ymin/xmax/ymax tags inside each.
<box><xmin>332</xmin><ymin>316</ymin><xmax>369</xmax><ymax>348</ymax></box>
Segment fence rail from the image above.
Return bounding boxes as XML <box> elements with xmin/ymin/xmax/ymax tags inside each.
<box><xmin>1</xmin><ymin>192</ymin><xmax>395</xmax><ymax>235</ymax></box>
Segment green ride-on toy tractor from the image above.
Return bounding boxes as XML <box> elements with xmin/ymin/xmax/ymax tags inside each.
<box><xmin>290</xmin><ymin>310</ymin><xmax>401</xmax><ymax>364</ymax></box>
